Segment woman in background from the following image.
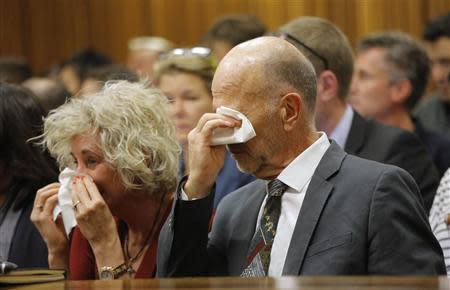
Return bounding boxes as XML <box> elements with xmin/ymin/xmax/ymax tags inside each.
<box><xmin>0</xmin><ymin>83</ymin><xmax>58</xmax><ymax>267</ymax></box>
<box><xmin>154</xmin><ymin>48</ymin><xmax>255</xmax><ymax>208</ymax></box>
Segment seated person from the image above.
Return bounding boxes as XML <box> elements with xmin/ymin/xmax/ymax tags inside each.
<box><xmin>153</xmin><ymin>48</ymin><xmax>254</xmax><ymax>208</ymax></box>
<box><xmin>157</xmin><ymin>37</ymin><xmax>445</xmax><ymax>277</ymax></box>
<box><xmin>430</xmin><ymin>167</ymin><xmax>450</xmax><ymax>275</ymax></box>
<box><xmin>31</xmin><ymin>81</ymin><xmax>180</xmax><ymax>279</ymax></box>
<box><xmin>127</xmin><ymin>36</ymin><xmax>174</xmax><ymax>81</ymax></box>
<box><xmin>0</xmin><ymin>83</ymin><xmax>58</xmax><ymax>267</ymax></box>
<box><xmin>58</xmin><ymin>49</ymin><xmax>113</xmax><ymax>96</ymax></box>
<box><xmin>0</xmin><ymin>58</ymin><xmax>32</xmax><ymax>84</ymax></box>
<box><xmin>201</xmin><ymin>14</ymin><xmax>267</xmax><ymax>61</ymax></box>
<box><xmin>414</xmin><ymin>12</ymin><xmax>450</xmax><ymax>137</ymax></box>
<box><xmin>79</xmin><ymin>64</ymin><xmax>139</xmax><ymax>95</ymax></box>
<box><xmin>349</xmin><ymin>31</ymin><xmax>450</xmax><ymax>177</ymax></box>
<box><xmin>22</xmin><ymin>77</ymin><xmax>70</xmax><ymax>115</ymax></box>
<box><xmin>278</xmin><ymin>16</ymin><xmax>440</xmax><ymax>213</ymax></box>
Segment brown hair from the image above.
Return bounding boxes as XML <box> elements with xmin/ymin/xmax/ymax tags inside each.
<box><xmin>280</xmin><ymin>17</ymin><xmax>354</xmax><ymax>99</ymax></box>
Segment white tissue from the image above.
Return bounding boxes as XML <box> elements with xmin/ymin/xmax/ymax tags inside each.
<box><xmin>52</xmin><ymin>168</ymin><xmax>77</xmax><ymax>237</ymax></box>
<box><xmin>210</xmin><ymin>106</ymin><xmax>256</xmax><ymax>146</ymax></box>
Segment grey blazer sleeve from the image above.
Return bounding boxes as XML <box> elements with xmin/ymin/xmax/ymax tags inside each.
<box><xmin>367</xmin><ymin>166</ymin><xmax>445</xmax><ymax>274</ymax></box>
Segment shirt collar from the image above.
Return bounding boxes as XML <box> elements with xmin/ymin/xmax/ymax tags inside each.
<box><xmin>330</xmin><ymin>105</ymin><xmax>354</xmax><ymax>148</ymax></box>
<box><xmin>275</xmin><ymin>132</ymin><xmax>330</xmax><ymax>193</ymax></box>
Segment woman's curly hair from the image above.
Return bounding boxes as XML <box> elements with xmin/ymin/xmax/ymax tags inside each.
<box><xmin>41</xmin><ymin>80</ymin><xmax>180</xmax><ymax>194</ymax></box>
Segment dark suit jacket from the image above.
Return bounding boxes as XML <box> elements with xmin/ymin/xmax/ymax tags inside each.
<box><xmin>157</xmin><ymin>142</ymin><xmax>445</xmax><ymax>276</ymax></box>
<box><xmin>345</xmin><ymin>112</ymin><xmax>440</xmax><ymax>212</ymax></box>
<box><xmin>8</xmin><ymin>202</ymin><xmax>48</xmax><ymax>268</ymax></box>
<box><xmin>413</xmin><ymin>118</ymin><xmax>450</xmax><ymax>177</ymax></box>
<box><xmin>180</xmin><ymin>152</ymin><xmax>255</xmax><ymax>208</ymax></box>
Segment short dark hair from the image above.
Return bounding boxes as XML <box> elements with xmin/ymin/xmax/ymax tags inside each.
<box><xmin>357</xmin><ymin>31</ymin><xmax>430</xmax><ymax>110</ymax></box>
<box><xmin>0</xmin><ymin>58</ymin><xmax>32</xmax><ymax>84</ymax></box>
<box><xmin>61</xmin><ymin>49</ymin><xmax>113</xmax><ymax>82</ymax></box>
<box><xmin>0</xmin><ymin>83</ymin><xmax>58</xmax><ymax>210</ymax></box>
<box><xmin>202</xmin><ymin>14</ymin><xmax>266</xmax><ymax>47</ymax></box>
<box><xmin>423</xmin><ymin>12</ymin><xmax>450</xmax><ymax>41</ymax></box>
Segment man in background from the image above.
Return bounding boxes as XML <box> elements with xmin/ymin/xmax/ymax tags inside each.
<box><xmin>415</xmin><ymin>12</ymin><xmax>450</xmax><ymax>137</ymax></box>
<box><xmin>349</xmin><ymin>31</ymin><xmax>450</xmax><ymax>177</ymax></box>
<box><xmin>278</xmin><ymin>17</ymin><xmax>440</xmax><ymax>212</ymax></box>
<box><xmin>201</xmin><ymin>14</ymin><xmax>266</xmax><ymax>61</ymax></box>
<box><xmin>126</xmin><ymin>36</ymin><xmax>174</xmax><ymax>81</ymax></box>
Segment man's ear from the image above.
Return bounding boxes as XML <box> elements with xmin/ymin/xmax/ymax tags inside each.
<box><xmin>280</xmin><ymin>92</ymin><xmax>302</xmax><ymax>131</ymax></box>
<box><xmin>317</xmin><ymin>70</ymin><xmax>339</xmax><ymax>103</ymax></box>
<box><xmin>390</xmin><ymin>79</ymin><xmax>412</xmax><ymax>104</ymax></box>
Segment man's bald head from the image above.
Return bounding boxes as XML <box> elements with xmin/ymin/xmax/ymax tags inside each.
<box><xmin>212</xmin><ymin>36</ymin><xmax>317</xmax><ymax>121</ymax></box>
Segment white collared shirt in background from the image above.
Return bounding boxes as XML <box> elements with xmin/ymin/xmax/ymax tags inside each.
<box><xmin>330</xmin><ymin>105</ymin><xmax>353</xmax><ymax>149</ymax></box>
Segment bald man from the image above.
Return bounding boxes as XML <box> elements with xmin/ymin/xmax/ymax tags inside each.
<box><xmin>157</xmin><ymin>37</ymin><xmax>445</xmax><ymax>277</ymax></box>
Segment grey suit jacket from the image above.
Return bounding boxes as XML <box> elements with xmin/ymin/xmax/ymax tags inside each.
<box><xmin>157</xmin><ymin>142</ymin><xmax>445</xmax><ymax>276</ymax></box>
<box><xmin>345</xmin><ymin>112</ymin><xmax>440</xmax><ymax>213</ymax></box>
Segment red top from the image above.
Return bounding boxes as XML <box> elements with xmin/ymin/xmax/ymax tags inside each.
<box><xmin>68</xmin><ymin>201</ymin><xmax>172</xmax><ymax>280</ymax></box>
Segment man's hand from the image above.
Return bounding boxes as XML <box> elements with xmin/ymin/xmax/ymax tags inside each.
<box><xmin>184</xmin><ymin>113</ymin><xmax>241</xmax><ymax>199</ymax></box>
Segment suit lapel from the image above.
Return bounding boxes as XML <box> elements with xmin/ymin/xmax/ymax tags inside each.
<box><xmin>282</xmin><ymin>142</ymin><xmax>346</xmax><ymax>275</ymax></box>
<box><xmin>234</xmin><ymin>181</ymin><xmax>267</xmax><ymax>270</ymax></box>
<box><xmin>344</xmin><ymin>111</ymin><xmax>368</xmax><ymax>155</ymax></box>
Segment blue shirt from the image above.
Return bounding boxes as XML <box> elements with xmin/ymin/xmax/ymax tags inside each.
<box><xmin>179</xmin><ymin>151</ymin><xmax>255</xmax><ymax>208</ymax></box>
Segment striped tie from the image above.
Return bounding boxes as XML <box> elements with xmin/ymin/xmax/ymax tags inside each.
<box><xmin>241</xmin><ymin>179</ymin><xmax>288</xmax><ymax>277</ymax></box>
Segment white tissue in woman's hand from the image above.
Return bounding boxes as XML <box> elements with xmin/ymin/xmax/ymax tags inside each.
<box><xmin>52</xmin><ymin>167</ymin><xmax>77</xmax><ymax>237</ymax></box>
<box><xmin>210</xmin><ymin>106</ymin><xmax>256</xmax><ymax>146</ymax></box>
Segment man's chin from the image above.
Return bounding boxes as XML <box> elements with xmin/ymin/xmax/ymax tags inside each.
<box><xmin>233</xmin><ymin>158</ymin><xmax>255</xmax><ymax>174</ymax></box>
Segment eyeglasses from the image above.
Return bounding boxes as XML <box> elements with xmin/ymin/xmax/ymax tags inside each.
<box><xmin>273</xmin><ymin>31</ymin><xmax>329</xmax><ymax>70</ymax></box>
<box><xmin>160</xmin><ymin>47</ymin><xmax>212</xmax><ymax>60</ymax></box>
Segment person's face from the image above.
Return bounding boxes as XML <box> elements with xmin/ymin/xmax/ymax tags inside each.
<box><xmin>59</xmin><ymin>66</ymin><xmax>80</xmax><ymax>96</ymax></box>
<box><xmin>80</xmin><ymin>78</ymin><xmax>102</xmax><ymax>96</ymax></box>
<box><xmin>71</xmin><ymin>133</ymin><xmax>126</xmax><ymax>213</ymax></box>
<box><xmin>159</xmin><ymin>73</ymin><xmax>213</xmax><ymax>146</ymax></box>
<box><xmin>425</xmin><ymin>37</ymin><xmax>450</xmax><ymax>97</ymax></box>
<box><xmin>211</xmin><ymin>69</ymin><xmax>284</xmax><ymax>179</ymax></box>
<box><xmin>126</xmin><ymin>49</ymin><xmax>160</xmax><ymax>80</ymax></box>
<box><xmin>349</xmin><ymin>48</ymin><xmax>396</xmax><ymax>120</ymax></box>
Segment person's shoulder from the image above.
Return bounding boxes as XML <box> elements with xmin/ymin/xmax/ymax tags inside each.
<box><xmin>368</xmin><ymin>118</ymin><xmax>411</xmax><ymax>138</ymax></box>
<box><xmin>415</xmin><ymin>95</ymin><xmax>443</xmax><ymax>114</ymax></box>
<box><xmin>218</xmin><ymin>179</ymin><xmax>265</xmax><ymax>205</ymax></box>
<box><xmin>344</xmin><ymin>152</ymin><xmax>403</xmax><ymax>173</ymax></box>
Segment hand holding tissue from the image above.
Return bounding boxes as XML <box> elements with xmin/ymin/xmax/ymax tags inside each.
<box><xmin>210</xmin><ymin>106</ymin><xmax>256</xmax><ymax>146</ymax></box>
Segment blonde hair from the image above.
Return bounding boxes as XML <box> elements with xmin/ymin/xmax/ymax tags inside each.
<box><xmin>42</xmin><ymin>80</ymin><xmax>180</xmax><ymax>194</ymax></box>
<box><xmin>153</xmin><ymin>51</ymin><xmax>216</xmax><ymax>93</ymax></box>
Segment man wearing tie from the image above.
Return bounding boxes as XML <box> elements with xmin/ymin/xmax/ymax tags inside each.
<box><xmin>157</xmin><ymin>36</ymin><xmax>445</xmax><ymax>276</ymax></box>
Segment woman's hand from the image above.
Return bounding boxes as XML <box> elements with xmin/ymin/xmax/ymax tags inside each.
<box><xmin>71</xmin><ymin>175</ymin><xmax>124</xmax><ymax>269</ymax></box>
<box><xmin>31</xmin><ymin>183</ymin><xmax>69</xmax><ymax>269</ymax></box>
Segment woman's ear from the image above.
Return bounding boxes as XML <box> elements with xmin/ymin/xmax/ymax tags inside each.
<box><xmin>317</xmin><ymin>70</ymin><xmax>339</xmax><ymax>103</ymax></box>
<box><xmin>280</xmin><ymin>92</ymin><xmax>302</xmax><ymax>131</ymax></box>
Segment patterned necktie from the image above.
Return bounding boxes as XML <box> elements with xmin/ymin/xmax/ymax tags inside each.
<box><xmin>241</xmin><ymin>179</ymin><xmax>288</xmax><ymax>277</ymax></box>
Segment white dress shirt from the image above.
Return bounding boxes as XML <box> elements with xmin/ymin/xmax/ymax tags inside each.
<box><xmin>330</xmin><ymin>105</ymin><xmax>353</xmax><ymax>149</ymax></box>
<box><xmin>182</xmin><ymin>132</ymin><xmax>330</xmax><ymax>276</ymax></box>
<box><xmin>258</xmin><ymin>132</ymin><xmax>330</xmax><ymax>276</ymax></box>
